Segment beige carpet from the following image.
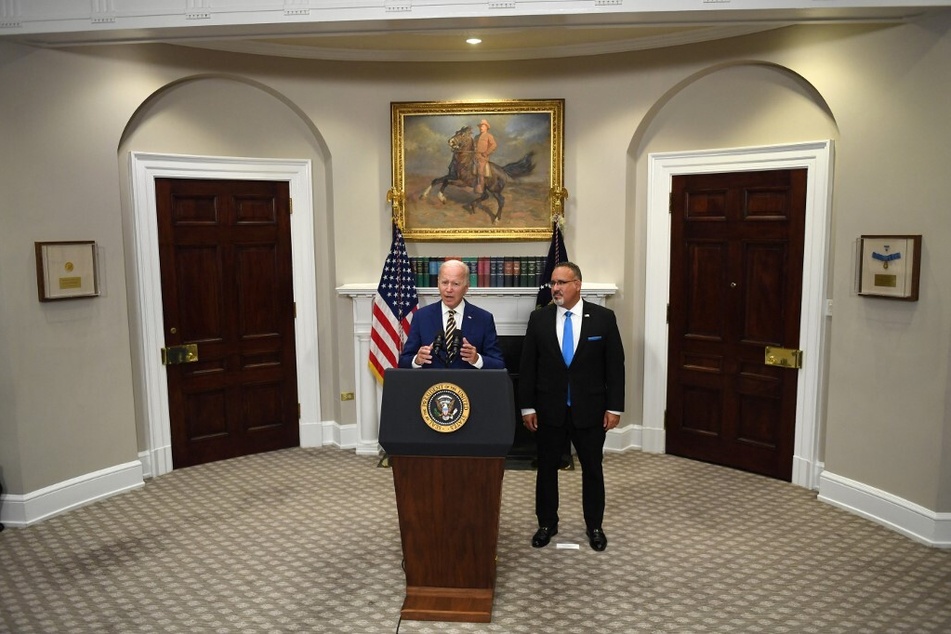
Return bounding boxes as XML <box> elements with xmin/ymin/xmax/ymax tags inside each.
<box><xmin>1</xmin><ymin>447</ymin><xmax>950</xmax><ymax>633</ymax></box>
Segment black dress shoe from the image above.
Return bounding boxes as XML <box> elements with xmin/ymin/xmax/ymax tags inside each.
<box><xmin>587</xmin><ymin>528</ymin><xmax>608</xmax><ymax>551</ymax></box>
<box><xmin>531</xmin><ymin>525</ymin><xmax>558</xmax><ymax>548</ymax></box>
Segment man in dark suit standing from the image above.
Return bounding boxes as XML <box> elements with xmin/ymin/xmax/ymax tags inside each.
<box><xmin>519</xmin><ymin>262</ymin><xmax>624</xmax><ymax>551</ymax></box>
<box><xmin>399</xmin><ymin>259</ymin><xmax>505</xmax><ymax>370</ymax></box>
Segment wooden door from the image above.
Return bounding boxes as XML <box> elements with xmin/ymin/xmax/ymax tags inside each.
<box><xmin>666</xmin><ymin>169</ymin><xmax>806</xmax><ymax>480</ymax></box>
<box><xmin>156</xmin><ymin>178</ymin><xmax>299</xmax><ymax>469</ymax></box>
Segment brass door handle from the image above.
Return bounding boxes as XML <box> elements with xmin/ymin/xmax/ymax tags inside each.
<box><xmin>161</xmin><ymin>343</ymin><xmax>199</xmax><ymax>365</ymax></box>
<box><xmin>764</xmin><ymin>346</ymin><xmax>802</xmax><ymax>369</ymax></box>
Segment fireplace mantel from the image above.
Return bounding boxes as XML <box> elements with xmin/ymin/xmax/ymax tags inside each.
<box><xmin>337</xmin><ymin>283</ymin><xmax>617</xmax><ymax>455</ymax></box>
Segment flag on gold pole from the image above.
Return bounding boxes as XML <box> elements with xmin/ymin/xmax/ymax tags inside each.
<box><xmin>368</xmin><ymin>222</ymin><xmax>418</xmax><ymax>383</ymax></box>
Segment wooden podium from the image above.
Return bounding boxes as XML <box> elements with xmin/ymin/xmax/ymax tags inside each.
<box><xmin>380</xmin><ymin>369</ymin><xmax>515</xmax><ymax>623</ymax></box>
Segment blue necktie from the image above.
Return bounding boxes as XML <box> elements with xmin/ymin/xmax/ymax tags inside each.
<box><xmin>563</xmin><ymin>312</ymin><xmax>574</xmax><ymax>405</ymax></box>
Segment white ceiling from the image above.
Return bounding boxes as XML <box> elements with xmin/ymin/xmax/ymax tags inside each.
<box><xmin>1</xmin><ymin>1</ymin><xmax>946</xmax><ymax>61</ymax></box>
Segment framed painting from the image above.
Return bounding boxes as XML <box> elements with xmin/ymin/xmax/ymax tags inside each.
<box><xmin>35</xmin><ymin>241</ymin><xmax>100</xmax><ymax>301</ymax></box>
<box><xmin>857</xmin><ymin>234</ymin><xmax>921</xmax><ymax>301</ymax></box>
<box><xmin>390</xmin><ymin>99</ymin><xmax>565</xmax><ymax>241</ymax></box>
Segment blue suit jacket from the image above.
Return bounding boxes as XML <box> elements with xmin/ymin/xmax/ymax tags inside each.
<box><xmin>398</xmin><ymin>300</ymin><xmax>506</xmax><ymax>370</ymax></box>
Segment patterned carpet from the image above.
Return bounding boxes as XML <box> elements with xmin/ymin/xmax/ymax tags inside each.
<box><xmin>1</xmin><ymin>447</ymin><xmax>950</xmax><ymax>633</ymax></box>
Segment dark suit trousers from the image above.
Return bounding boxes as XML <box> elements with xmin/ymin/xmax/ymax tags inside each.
<box><xmin>535</xmin><ymin>407</ymin><xmax>606</xmax><ymax>531</ymax></box>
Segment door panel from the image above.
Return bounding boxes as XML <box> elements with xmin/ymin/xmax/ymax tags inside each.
<box><xmin>666</xmin><ymin>169</ymin><xmax>806</xmax><ymax>480</ymax></box>
<box><xmin>157</xmin><ymin>178</ymin><xmax>299</xmax><ymax>469</ymax></box>
<box><xmin>686</xmin><ymin>242</ymin><xmax>727</xmax><ymax>339</ymax></box>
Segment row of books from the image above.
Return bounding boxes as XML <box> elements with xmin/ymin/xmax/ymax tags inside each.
<box><xmin>410</xmin><ymin>256</ymin><xmax>548</xmax><ymax>288</ymax></box>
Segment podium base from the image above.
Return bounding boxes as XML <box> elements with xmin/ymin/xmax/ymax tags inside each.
<box><xmin>392</xmin><ymin>455</ymin><xmax>504</xmax><ymax>623</ymax></box>
<box><xmin>402</xmin><ymin>586</ymin><xmax>494</xmax><ymax>623</ymax></box>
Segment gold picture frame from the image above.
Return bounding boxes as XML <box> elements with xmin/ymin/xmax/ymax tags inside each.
<box><xmin>35</xmin><ymin>241</ymin><xmax>100</xmax><ymax>301</ymax></box>
<box><xmin>390</xmin><ymin>99</ymin><xmax>565</xmax><ymax>241</ymax></box>
<box><xmin>857</xmin><ymin>235</ymin><xmax>921</xmax><ymax>301</ymax></box>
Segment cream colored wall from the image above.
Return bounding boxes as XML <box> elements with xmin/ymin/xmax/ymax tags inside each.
<box><xmin>0</xmin><ymin>43</ymin><xmax>142</xmax><ymax>492</ymax></box>
<box><xmin>1</xmin><ymin>11</ymin><xmax>949</xmax><ymax>512</ymax></box>
<box><xmin>804</xmin><ymin>18</ymin><xmax>951</xmax><ymax>511</ymax></box>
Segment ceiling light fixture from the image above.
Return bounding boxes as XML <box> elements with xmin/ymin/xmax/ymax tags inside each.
<box><xmin>466</xmin><ymin>37</ymin><xmax>482</xmax><ymax>45</ymax></box>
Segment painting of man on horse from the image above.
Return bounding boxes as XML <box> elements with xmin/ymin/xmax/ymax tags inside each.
<box><xmin>420</xmin><ymin>123</ymin><xmax>536</xmax><ymax>225</ymax></box>
<box><xmin>398</xmin><ymin>107</ymin><xmax>556</xmax><ymax>237</ymax></box>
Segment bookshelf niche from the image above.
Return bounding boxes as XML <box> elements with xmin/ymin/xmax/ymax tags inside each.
<box><xmin>411</xmin><ymin>256</ymin><xmax>547</xmax><ymax>289</ymax></box>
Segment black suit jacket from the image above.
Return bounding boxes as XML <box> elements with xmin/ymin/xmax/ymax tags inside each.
<box><xmin>518</xmin><ymin>300</ymin><xmax>625</xmax><ymax>428</ymax></box>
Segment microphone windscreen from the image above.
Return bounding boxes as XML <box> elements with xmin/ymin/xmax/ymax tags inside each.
<box><xmin>449</xmin><ymin>330</ymin><xmax>462</xmax><ymax>354</ymax></box>
<box><xmin>431</xmin><ymin>332</ymin><xmax>444</xmax><ymax>355</ymax></box>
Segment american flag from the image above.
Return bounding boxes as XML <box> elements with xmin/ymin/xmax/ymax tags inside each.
<box><xmin>369</xmin><ymin>223</ymin><xmax>418</xmax><ymax>383</ymax></box>
<box><xmin>535</xmin><ymin>220</ymin><xmax>569</xmax><ymax>309</ymax></box>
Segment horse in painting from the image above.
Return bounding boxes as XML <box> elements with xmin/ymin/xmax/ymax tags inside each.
<box><xmin>419</xmin><ymin>125</ymin><xmax>536</xmax><ymax>224</ymax></box>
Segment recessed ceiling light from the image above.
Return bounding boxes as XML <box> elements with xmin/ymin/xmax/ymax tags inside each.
<box><xmin>466</xmin><ymin>38</ymin><xmax>482</xmax><ymax>45</ymax></box>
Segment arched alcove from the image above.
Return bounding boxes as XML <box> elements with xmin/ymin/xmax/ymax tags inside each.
<box><xmin>116</xmin><ymin>76</ymin><xmax>333</xmax><ymax>476</ymax></box>
<box><xmin>626</xmin><ymin>62</ymin><xmax>838</xmax><ymax>489</ymax></box>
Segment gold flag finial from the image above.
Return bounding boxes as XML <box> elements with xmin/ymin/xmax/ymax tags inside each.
<box><xmin>386</xmin><ymin>188</ymin><xmax>405</xmax><ymax>229</ymax></box>
<box><xmin>549</xmin><ymin>186</ymin><xmax>568</xmax><ymax>229</ymax></box>
<box><xmin>550</xmin><ymin>186</ymin><xmax>568</xmax><ymax>210</ymax></box>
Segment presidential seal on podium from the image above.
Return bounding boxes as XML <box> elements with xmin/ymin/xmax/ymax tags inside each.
<box><xmin>420</xmin><ymin>382</ymin><xmax>470</xmax><ymax>433</ymax></box>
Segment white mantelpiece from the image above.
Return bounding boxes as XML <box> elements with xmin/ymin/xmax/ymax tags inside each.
<box><xmin>337</xmin><ymin>283</ymin><xmax>617</xmax><ymax>455</ymax></box>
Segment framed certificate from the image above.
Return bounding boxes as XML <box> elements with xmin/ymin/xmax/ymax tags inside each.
<box><xmin>35</xmin><ymin>241</ymin><xmax>100</xmax><ymax>301</ymax></box>
<box><xmin>858</xmin><ymin>235</ymin><xmax>921</xmax><ymax>301</ymax></box>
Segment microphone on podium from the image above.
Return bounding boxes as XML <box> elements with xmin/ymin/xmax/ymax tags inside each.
<box><xmin>448</xmin><ymin>330</ymin><xmax>462</xmax><ymax>361</ymax></box>
<box><xmin>430</xmin><ymin>332</ymin><xmax>445</xmax><ymax>357</ymax></box>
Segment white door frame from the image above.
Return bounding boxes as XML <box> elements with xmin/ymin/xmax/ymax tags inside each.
<box><xmin>643</xmin><ymin>141</ymin><xmax>833</xmax><ymax>490</ymax></box>
<box><xmin>129</xmin><ymin>152</ymin><xmax>320</xmax><ymax>478</ymax></box>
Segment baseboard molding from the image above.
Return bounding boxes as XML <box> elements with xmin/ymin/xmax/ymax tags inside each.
<box><xmin>792</xmin><ymin>455</ymin><xmax>824</xmax><ymax>491</ymax></box>
<box><xmin>0</xmin><ymin>461</ymin><xmax>144</xmax><ymax>528</ymax></box>
<box><xmin>139</xmin><ymin>450</ymin><xmax>154</xmax><ymax>479</ymax></box>
<box><xmin>299</xmin><ymin>419</ymin><xmax>325</xmax><ymax>448</ymax></box>
<box><xmin>818</xmin><ymin>470</ymin><xmax>951</xmax><ymax>548</ymax></box>
<box><xmin>640</xmin><ymin>424</ymin><xmax>666</xmax><ymax>454</ymax></box>
<box><xmin>336</xmin><ymin>423</ymin><xmax>360</xmax><ymax>451</ymax></box>
<box><xmin>605</xmin><ymin>424</ymin><xmax>641</xmax><ymax>453</ymax></box>
<box><xmin>310</xmin><ymin>421</ymin><xmax>359</xmax><ymax>451</ymax></box>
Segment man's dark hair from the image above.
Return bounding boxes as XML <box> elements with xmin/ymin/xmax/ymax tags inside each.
<box><xmin>554</xmin><ymin>261</ymin><xmax>582</xmax><ymax>281</ymax></box>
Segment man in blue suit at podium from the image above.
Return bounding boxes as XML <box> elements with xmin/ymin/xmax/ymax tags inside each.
<box><xmin>399</xmin><ymin>259</ymin><xmax>505</xmax><ymax>370</ymax></box>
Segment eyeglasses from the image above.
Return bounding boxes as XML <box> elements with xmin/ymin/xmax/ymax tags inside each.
<box><xmin>550</xmin><ymin>279</ymin><xmax>579</xmax><ymax>287</ymax></box>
